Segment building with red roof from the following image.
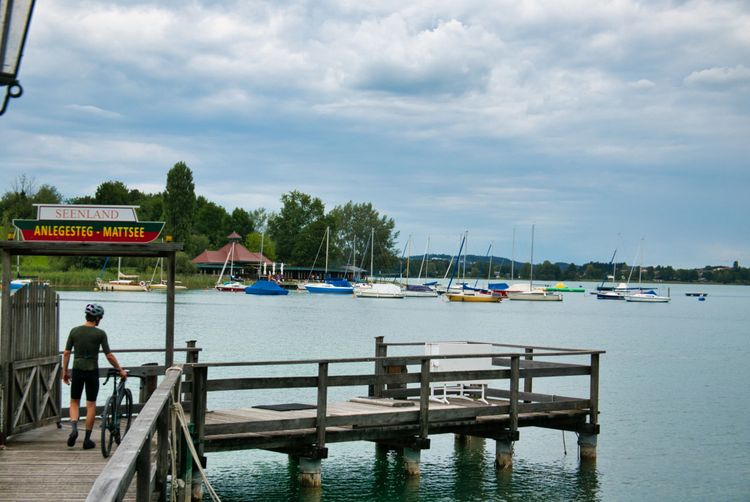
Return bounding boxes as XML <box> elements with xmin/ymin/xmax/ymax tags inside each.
<box><xmin>192</xmin><ymin>232</ymin><xmax>273</xmax><ymax>278</ymax></box>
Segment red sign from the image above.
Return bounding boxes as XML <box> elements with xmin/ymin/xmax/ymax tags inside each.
<box><xmin>13</xmin><ymin>220</ymin><xmax>165</xmax><ymax>243</ymax></box>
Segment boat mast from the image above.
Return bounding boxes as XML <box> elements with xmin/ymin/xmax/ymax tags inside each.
<box><xmin>511</xmin><ymin>226</ymin><xmax>515</xmax><ymax>281</ymax></box>
<box><xmin>447</xmin><ymin>232</ymin><xmax>466</xmax><ymax>291</ymax></box>
<box><xmin>324</xmin><ymin>226</ymin><xmax>329</xmax><ymax>277</ymax></box>
<box><xmin>529</xmin><ymin>224</ymin><xmax>535</xmax><ymax>290</ymax></box>
<box><xmin>370</xmin><ymin>228</ymin><xmax>374</xmax><ymax>282</ymax></box>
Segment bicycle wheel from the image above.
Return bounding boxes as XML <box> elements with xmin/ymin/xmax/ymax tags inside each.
<box><xmin>115</xmin><ymin>388</ymin><xmax>133</xmax><ymax>444</ymax></box>
<box><xmin>101</xmin><ymin>396</ymin><xmax>116</xmax><ymax>458</ymax></box>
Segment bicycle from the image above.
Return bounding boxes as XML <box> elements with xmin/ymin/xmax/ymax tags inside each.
<box><xmin>100</xmin><ymin>368</ymin><xmax>133</xmax><ymax>458</ymax></box>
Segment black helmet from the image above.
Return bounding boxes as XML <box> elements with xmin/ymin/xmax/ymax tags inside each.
<box><xmin>85</xmin><ymin>303</ymin><xmax>104</xmax><ymax>317</ymax></box>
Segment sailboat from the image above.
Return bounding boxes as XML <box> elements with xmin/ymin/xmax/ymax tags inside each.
<box><xmin>624</xmin><ymin>240</ymin><xmax>670</xmax><ymax>303</ymax></box>
<box><xmin>96</xmin><ymin>257</ymin><xmax>149</xmax><ymax>292</ymax></box>
<box><xmin>148</xmin><ymin>257</ymin><xmax>187</xmax><ymax>291</ymax></box>
<box><xmin>508</xmin><ymin>225</ymin><xmax>562</xmax><ymax>301</ymax></box>
<box><xmin>304</xmin><ymin>227</ymin><xmax>354</xmax><ymax>295</ymax></box>
<box><xmin>445</xmin><ymin>232</ymin><xmax>502</xmax><ymax>303</ymax></box>
<box><xmin>355</xmin><ymin>228</ymin><xmax>404</xmax><ymax>299</ymax></box>
<box><xmin>215</xmin><ymin>238</ymin><xmax>246</xmax><ymax>292</ymax></box>
<box><xmin>403</xmin><ymin>236</ymin><xmax>438</xmax><ymax>297</ymax></box>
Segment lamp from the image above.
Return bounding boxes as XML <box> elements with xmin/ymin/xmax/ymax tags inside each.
<box><xmin>0</xmin><ymin>0</ymin><xmax>35</xmax><ymax>116</ymax></box>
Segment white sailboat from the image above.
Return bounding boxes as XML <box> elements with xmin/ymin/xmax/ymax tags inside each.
<box><xmin>508</xmin><ymin>225</ymin><xmax>562</xmax><ymax>302</ymax></box>
<box><xmin>148</xmin><ymin>257</ymin><xmax>187</xmax><ymax>291</ymax></box>
<box><xmin>96</xmin><ymin>257</ymin><xmax>149</xmax><ymax>292</ymax></box>
<box><xmin>215</xmin><ymin>239</ymin><xmax>246</xmax><ymax>292</ymax></box>
<box><xmin>304</xmin><ymin>227</ymin><xmax>354</xmax><ymax>294</ymax></box>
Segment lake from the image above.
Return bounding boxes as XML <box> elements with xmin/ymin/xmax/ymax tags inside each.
<box><xmin>57</xmin><ymin>282</ymin><xmax>750</xmax><ymax>501</ymax></box>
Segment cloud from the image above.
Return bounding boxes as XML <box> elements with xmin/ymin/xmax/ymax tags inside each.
<box><xmin>684</xmin><ymin>64</ymin><xmax>750</xmax><ymax>87</ymax></box>
<box><xmin>64</xmin><ymin>104</ymin><xmax>123</xmax><ymax>119</ymax></box>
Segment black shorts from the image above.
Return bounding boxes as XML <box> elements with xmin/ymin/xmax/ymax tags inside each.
<box><xmin>70</xmin><ymin>369</ymin><xmax>100</xmax><ymax>402</ymax></box>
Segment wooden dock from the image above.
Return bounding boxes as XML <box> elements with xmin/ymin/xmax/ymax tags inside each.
<box><xmin>0</xmin><ymin>421</ymin><xmax>139</xmax><ymax>502</ymax></box>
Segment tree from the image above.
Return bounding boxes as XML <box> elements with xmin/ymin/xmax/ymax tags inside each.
<box><xmin>164</xmin><ymin>162</ymin><xmax>196</xmax><ymax>245</ymax></box>
<box><xmin>245</xmin><ymin>232</ymin><xmax>277</xmax><ymax>261</ymax></box>
<box><xmin>94</xmin><ymin>181</ymin><xmax>130</xmax><ymax>205</ymax></box>
<box><xmin>230</xmin><ymin>208</ymin><xmax>255</xmax><ymax>237</ymax></box>
<box><xmin>33</xmin><ymin>184</ymin><xmax>63</xmax><ymax>204</ymax></box>
<box><xmin>267</xmin><ymin>191</ymin><xmax>329</xmax><ymax>265</ymax></box>
<box><xmin>328</xmin><ymin>201</ymin><xmax>400</xmax><ymax>271</ymax></box>
<box><xmin>193</xmin><ymin>196</ymin><xmax>230</xmax><ymax>247</ymax></box>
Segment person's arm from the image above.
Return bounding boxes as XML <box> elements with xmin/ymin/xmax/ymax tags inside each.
<box><xmin>62</xmin><ymin>350</ymin><xmax>71</xmax><ymax>384</ymax></box>
<box><xmin>105</xmin><ymin>352</ymin><xmax>127</xmax><ymax>380</ymax></box>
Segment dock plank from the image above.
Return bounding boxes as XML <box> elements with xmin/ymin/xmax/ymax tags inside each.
<box><xmin>0</xmin><ymin>421</ymin><xmax>147</xmax><ymax>501</ymax></box>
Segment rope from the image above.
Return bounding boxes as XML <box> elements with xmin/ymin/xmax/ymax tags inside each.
<box><xmin>169</xmin><ymin>397</ymin><xmax>222</xmax><ymax>502</ymax></box>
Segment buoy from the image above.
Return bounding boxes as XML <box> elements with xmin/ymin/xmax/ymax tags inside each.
<box><xmin>698</xmin><ymin>297</ymin><xmax>706</xmax><ymax>302</ymax></box>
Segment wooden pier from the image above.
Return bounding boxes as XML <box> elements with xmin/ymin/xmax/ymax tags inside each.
<box><xmin>0</xmin><ymin>242</ymin><xmax>604</xmax><ymax>501</ymax></box>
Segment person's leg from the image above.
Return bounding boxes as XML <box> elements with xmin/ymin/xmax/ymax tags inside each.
<box><xmin>82</xmin><ymin>371</ymin><xmax>100</xmax><ymax>449</ymax></box>
<box><xmin>67</xmin><ymin>399</ymin><xmax>80</xmax><ymax>446</ymax></box>
<box><xmin>83</xmin><ymin>400</ymin><xmax>97</xmax><ymax>449</ymax></box>
<box><xmin>68</xmin><ymin>370</ymin><xmax>84</xmax><ymax>447</ymax></box>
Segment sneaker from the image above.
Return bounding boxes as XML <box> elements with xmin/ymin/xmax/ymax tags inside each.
<box><xmin>82</xmin><ymin>438</ymin><xmax>96</xmax><ymax>450</ymax></box>
<box><xmin>67</xmin><ymin>430</ymin><xmax>78</xmax><ymax>447</ymax></box>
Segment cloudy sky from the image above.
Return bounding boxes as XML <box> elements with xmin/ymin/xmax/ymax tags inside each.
<box><xmin>2</xmin><ymin>0</ymin><xmax>749</xmax><ymax>268</ymax></box>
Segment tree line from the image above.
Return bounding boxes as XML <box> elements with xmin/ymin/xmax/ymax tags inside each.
<box><xmin>0</xmin><ymin>164</ymin><xmax>401</xmax><ymax>274</ymax></box>
<box><xmin>1</xmin><ymin>166</ymin><xmax>747</xmax><ymax>284</ymax></box>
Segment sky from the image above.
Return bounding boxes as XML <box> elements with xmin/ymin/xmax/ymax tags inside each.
<box><xmin>1</xmin><ymin>0</ymin><xmax>749</xmax><ymax>269</ymax></box>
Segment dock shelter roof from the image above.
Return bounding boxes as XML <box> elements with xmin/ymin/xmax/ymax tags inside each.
<box><xmin>192</xmin><ymin>241</ymin><xmax>271</xmax><ymax>267</ymax></box>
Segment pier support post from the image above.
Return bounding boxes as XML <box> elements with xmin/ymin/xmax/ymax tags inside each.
<box><xmin>299</xmin><ymin>457</ymin><xmax>322</xmax><ymax>487</ymax></box>
<box><xmin>495</xmin><ymin>439</ymin><xmax>513</xmax><ymax>470</ymax></box>
<box><xmin>403</xmin><ymin>447</ymin><xmax>421</xmax><ymax>476</ymax></box>
<box><xmin>578</xmin><ymin>433</ymin><xmax>597</xmax><ymax>461</ymax></box>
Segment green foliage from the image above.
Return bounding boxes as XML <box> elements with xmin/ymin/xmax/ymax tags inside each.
<box><xmin>164</xmin><ymin>162</ymin><xmax>196</xmax><ymax>245</ymax></box>
<box><xmin>230</xmin><ymin>208</ymin><xmax>255</xmax><ymax>237</ymax></box>
<box><xmin>94</xmin><ymin>180</ymin><xmax>130</xmax><ymax>204</ymax></box>
<box><xmin>328</xmin><ymin>201</ymin><xmax>400</xmax><ymax>271</ymax></box>
<box><xmin>245</xmin><ymin>232</ymin><xmax>276</xmax><ymax>261</ymax></box>
<box><xmin>267</xmin><ymin>191</ymin><xmax>331</xmax><ymax>265</ymax></box>
<box><xmin>193</xmin><ymin>196</ymin><xmax>231</xmax><ymax>247</ymax></box>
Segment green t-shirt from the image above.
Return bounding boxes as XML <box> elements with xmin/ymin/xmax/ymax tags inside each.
<box><xmin>65</xmin><ymin>325</ymin><xmax>111</xmax><ymax>371</ymax></box>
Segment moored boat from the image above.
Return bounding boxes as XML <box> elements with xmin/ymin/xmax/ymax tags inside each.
<box><xmin>245</xmin><ymin>279</ymin><xmax>289</xmax><ymax>296</ymax></box>
<box><xmin>445</xmin><ymin>289</ymin><xmax>502</xmax><ymax>303</ymax></box>
<box><xmin>355</xmin><ymin>283</ymin><xmax>404</xmax><ymax>299</ymax></box>
<box><xmin>508</xmin><ymin>289</ymin><xmax>563</xmax><ymax>301</ymax></box>
<box><xmin>545</xmin><ymin>282</ymin><xmax>585</xmax><ymax>293</ymax></box>
<box><xmin>305</xmin><ymin>278</ymin><xmax>354</xmax><ymax>295</ymax></box>
<box><xmin>624</xmin><ymin>290</ymin><xmax>670</xmax><ymax>303</ymax></box>
<box><xmin>215</xmin><ymin>281</ymin><xmax>247</xmax><ymax>292</ymax></box>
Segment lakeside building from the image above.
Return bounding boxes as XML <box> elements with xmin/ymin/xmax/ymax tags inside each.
<box><xmin>191</xmin><ymin>232</ymin><xmax>273</xmax><ymax>279</ymax></box>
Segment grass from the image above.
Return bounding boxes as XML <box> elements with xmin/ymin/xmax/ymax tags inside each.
<box><xmin>4</xmin><ymin>256</ymin><xmax>218</xmax><ymax>289</ymax></box>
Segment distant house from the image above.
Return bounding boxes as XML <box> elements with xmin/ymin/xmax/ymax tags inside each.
<box><xmin>192</xmin><ymin>232</ymin><xmax>273</xmax><ymax>278</ymax></box>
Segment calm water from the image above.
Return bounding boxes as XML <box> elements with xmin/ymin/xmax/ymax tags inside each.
<box><xmin>57</xmin><ymin>282</ymin><xmax>750</xmax><ymax>501</ymax></box>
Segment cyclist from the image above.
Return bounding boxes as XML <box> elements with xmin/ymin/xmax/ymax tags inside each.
<box><xmin>62</xmin><ymin>303</ymin><xmax>127</xmax><ymax>450</ymax></box>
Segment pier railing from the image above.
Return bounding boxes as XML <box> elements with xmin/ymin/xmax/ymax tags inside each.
<box><xmin>87</xmin><ymin>366</ymin><xmax>183</xmax><ymax>502</ymax></box>
<box><xmin>190</xmin><ymin>339</ymin><xmax>603</xmax><ymax>456</ymax></box>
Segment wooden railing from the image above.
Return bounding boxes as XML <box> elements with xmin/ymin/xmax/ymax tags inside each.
<box><xmin>87</xmin><ymin>366</ymin><xmax>183</xmax><ymax>502</ymax></box>
<box><xmin>190</xmin><ymin>339</ymin><xmax>604</xmax><ymax>454</ymax></box>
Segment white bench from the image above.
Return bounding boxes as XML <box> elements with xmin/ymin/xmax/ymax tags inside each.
<box><xmin>425</xmin><ymin>342</ymin><xmax>493</xmax><ymax>404</ymax></box>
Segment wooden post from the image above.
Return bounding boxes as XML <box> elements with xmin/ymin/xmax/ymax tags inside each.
<box><xmin>183</xmin><ymin>340</ymin><xmax>198</xmax><ymax>404</ymax></box>
<box><xmin>191</xmin><ymin>366</ymin><xmax>207</xmax><ymax>460</ymax></box>
<box><xmin>155</xmin><ymin>404</ymin><xmax>169</xmax><ymax>502</ymax></box>
<box><xmin>316</xmin><ymin>362</ymin><xmax>328</xmax><ymax>449</ymax></box>
<box><xmin>510</xmin><ymin>355</ymin><xmax>519</xmax><ymax>437</ymax></box>
<box><xmin>578</xmin><ymin>432</ymin><xmax>597</xmax><ymax>460</ymax></box>
<box><xmin>165</xmin><ymin>251</ymin><xmax>176</xmax><ymax>368</ymax></box>
<box><xmin>298</xmin><ymin>457</ymin><xmax>322</xmax><ymax>488</ymax></box>
<box><xmin>0</xmin><ymin>249</ymin><xmax>11</xmax><ymax>441</ymax></box>
<box><xmin>419</xmin><ymin>357</ymin><xmax>430</xmax><ymax>439</ymax></box>
<box><xmin>372</xmin><ymin>336</ymin><xmax>386</xmax><ymax>397</ymax></box>
<box><xmin>589</xmin><ymin>353</ymin><xmax>600</xmax><ymax>426</ymax></box>
<box><xmin>136</xmin><ymin>431</ymin><xmax>151</xmax><ymax>501</ymax></box>
<box><xmin>139</xmin><ymin>363</ymin><xmax>158</xmax><ymax>403</ymax></box>
<box><xmin>523</xmin><ymin>347</ymin><xmax>533</xmax><ymax>400</ymax></box>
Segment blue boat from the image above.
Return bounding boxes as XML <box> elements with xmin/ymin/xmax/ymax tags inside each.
<box><xmin>245</xmin><ymin>280</ymin><xmax>289</xmax><ymax>296</ymax></box>
<box><xmin>304</xmin><ymin>278</ymin><xmax>354</xmax><ymax>295</ymax></box>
